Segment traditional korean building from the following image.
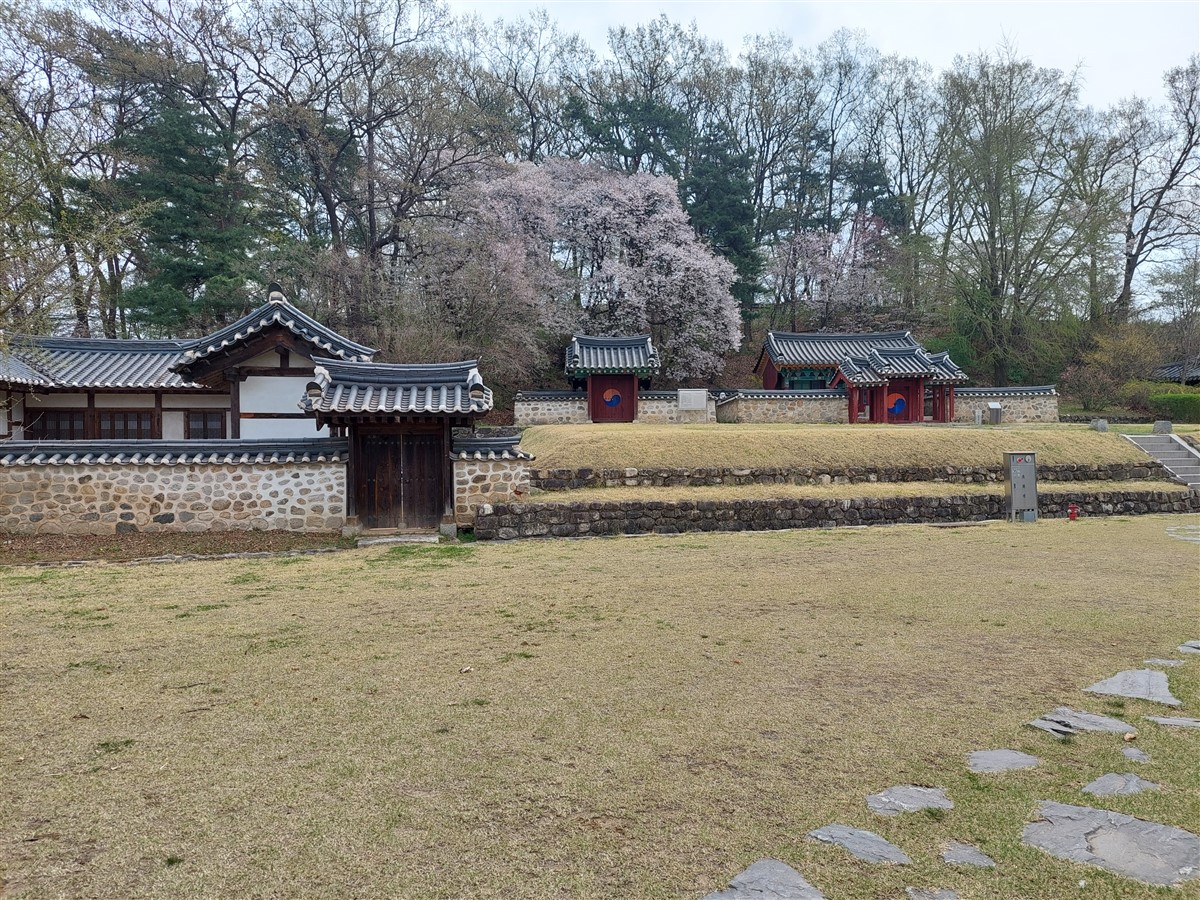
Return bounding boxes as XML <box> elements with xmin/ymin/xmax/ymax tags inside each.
<box><xmin>565</xmin><ymin>334</ymin><xmax>660</xmax><ymax>423</ymax></box>
<box><xmin>755</xmin><ymin>330</ymin><xmax>967</xmax><ymax>423</ymax></box>
<box><xmin>0</xmin><ymin>285</ymin><xmax>522</xmax><ymax>536</ymax></box>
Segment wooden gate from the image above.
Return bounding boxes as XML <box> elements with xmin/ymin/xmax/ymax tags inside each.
<box><xmin>357</xmin><ymin>430</ymin><xmax>444</xmax><ymax>529</ymax></box>
<box><xmin>588</xmin><ymin>374</ymin><xmax>637</xmax><ymax>422</ymax></box>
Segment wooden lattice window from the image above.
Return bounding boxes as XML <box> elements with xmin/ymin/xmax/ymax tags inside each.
<box><xmin>28</xmin><ymin>409</ymin><xmax>86</xmax><ymax>440</ymax></box>
<box><xmin>185</xmin><ymin>411</ymin><xmax>226</xmax><ymax>439</ymax></box>
<box><xmin>98</xmin><ymin>410</ymin><xmax>154</xmax><ymax>439</ymax></box>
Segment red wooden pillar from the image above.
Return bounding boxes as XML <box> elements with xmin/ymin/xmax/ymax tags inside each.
<box><xmin>914</xmin><ymin>377</ymin><xmax>924</xmax><ymax>423</ymax></box>
<box><xmin>948</xmin><ymin>386</ymin><xmax>956</xmax><ymax>422</ymax></box>
<box><xmin>848</xmin><ymin>386</ymin><xmax>859</xmax><ymax>423</ymax></box>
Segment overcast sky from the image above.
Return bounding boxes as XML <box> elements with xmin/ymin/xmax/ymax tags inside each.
<box><xmin>442</xmin><ymin>0</ymin><xmax>1199</xmax><ymax>109</ymax></box>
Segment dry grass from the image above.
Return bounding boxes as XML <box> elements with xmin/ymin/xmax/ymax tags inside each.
<box><xmin>0</xmin><ymin>531</ymin><xmax>350</xmax><ymax>566</ymax></box>
<box><xmin>520</xmin><ymin>423</ymin><xmax>1152</xmax><ymax>472</ymax></box>
<box><xmin>2</xmin><ymin>517</ymin><xmax>1198</xmax><ymax>899</ymax></box>
<box><xmin>536</xmin><ymin>479</ymin><xmax>1189</xmax><ymax>505</ymax></box>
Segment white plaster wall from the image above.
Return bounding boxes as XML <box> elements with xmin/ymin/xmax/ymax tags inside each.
<box><xmin>241</xmin><ymin>375</ymin><xmax>316</xmax><ymax>414</ymax></box>
<box><xmin>26</xmin><ymin>392</ymin><xmax>87</xmax><ymax>408</ymax></box>
<box><xmin>95</xmin><ymin>393</ymin><xmax>154</xmax><ymax>408</ymax></box>
<box><xmin>163</xmin><ymin>393</ymin><xmax>230</xmax><ymax>409</ymax></box>
<box><xmin>241</xmin><ymin>417</ymin><xmax>326</xmax><ymax>439</ymax></box>
<box><xmin>162</xmin><ymin>411</ymin><xmax>185</xmax><ymax>440</ymax></box>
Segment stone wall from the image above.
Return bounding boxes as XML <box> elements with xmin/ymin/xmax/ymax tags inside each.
<box><xmin>474</xmin><ymin>487</ymin><xmax>1200</xmax><ymax>540</ymax></box>
<box><xmin>716</xmin><ymin>393</ymin><xmax>847</xmax><ymax>424</ymax></box>
<box><xmin>513</xmin><ymin>393</ymin><xmax>589</xmax><ymax>426</ymax></box>
<box><xmin>528</xmin><ymin>461</ymin><xmax>1169</xmax><ymax>491</ymax></box>
<box><xmin>634</xmin><ymin>393</ymin><xmax>716</xmax><ymax>424</ymax></box>
<box><xmin>0</xmin><ymin>461</ymin><xmax>346</xmax><ymax>535</ymax></box>
<box><xmin>952</xmin><ymin>389</ymin><xmax>1059</xmax><ymax>424</ymax></box>
<box><xmin>453</xmin><ymin>457</ymin><xmax>532</xmax><ymax>525</ymax></box>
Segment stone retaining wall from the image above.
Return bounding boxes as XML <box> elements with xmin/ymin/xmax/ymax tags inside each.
<box><xmin>0</xmin><ymin>461</ymin><xmax>346</xmax><ymax>535</ymax></box>
<box><xmin>529</xmin><ymin>461</ymin><xmax>1169</xmax><ymax>492</ymax></box>
<box><xmin>474</xmin><ymin>488</ymin><xmax>1199</xmax><ymax>540</ymax></box>
<box><xmin>952</xmin><ymin>391</ymin><xmax>1059</xmax><ymax>423</ymax></box>
<box><xmin>453</xmin><ymin>457</ymin><xmax>532</xmax><ymax>525</ymax></box>
<box><xmin>716</xmin><ymin>394</ymin><xmax>847</xmax><ymax>424</ymax></box>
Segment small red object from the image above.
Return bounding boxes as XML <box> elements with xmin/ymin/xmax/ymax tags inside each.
<box><xmin>1068</xmin><ymin>502</ymin><xmax>1079</xmax><ymax>521</ymax></box>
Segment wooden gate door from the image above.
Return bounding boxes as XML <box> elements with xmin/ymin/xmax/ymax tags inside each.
<box><xmin>588</xmin><ymin>374</ymin><xmax>637</xmax><ymax>422</ymax></box>
<box><xmin>401</xmin><ymin>432</ymin><xmax>444</xmax><ymax>529</ymax></box>
<box><xmin>358</xmin><ymin>431</ymin><xmax>444</xmax><ymax>529</ymax></box>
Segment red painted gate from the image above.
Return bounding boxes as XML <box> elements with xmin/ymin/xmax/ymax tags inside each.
<box><xmin>588</xmin><ymin>374</ymin><xmax>637</xmax><ymax>422</ymax></box>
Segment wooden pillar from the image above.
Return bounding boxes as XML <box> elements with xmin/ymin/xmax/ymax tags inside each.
<box><xmin>948</xmin><ymin>386</ymin><xmax>956</xmax><ymax>422</ymax></box>
<box><xmin>848</xmin><ymin>386</ymin><xmax>858</xmax><ymax>423</ymax></box>
<box><xmin>153</xmin><ymin>392</ymin><xmax>163</xmax><ymax>438</ymax></box>
<box><xmin>442</xmin><ymin>418</ymin><xmax>454</xmax><ymax>522</ymax></box>
<box><xmin>228</xmin><ymin>370</ymin><xmax>241</xmax><ymax>438</ymax></box>
<box><xmin>915</xmin><ymin>377</ymin><xmax>924</xmax><ymax>423</ymax></box>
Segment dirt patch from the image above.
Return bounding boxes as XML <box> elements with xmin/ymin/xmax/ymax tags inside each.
<box><xmin>0</xmin><ymin>531</ymin><xmax>350</xmax><ymax>566</ymax></box>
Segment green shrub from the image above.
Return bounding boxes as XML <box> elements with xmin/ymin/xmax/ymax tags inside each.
<box><xmin>1120</xmin><ymin>381</ymin><xmax>1200</xmax><ymax>412</ymax></box>
<box><xmin>1150</xmin><ymin>393</ymin><xmax>1200</xmax><ymax>423</ymax></box>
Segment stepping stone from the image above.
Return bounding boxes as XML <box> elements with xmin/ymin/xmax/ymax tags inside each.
<box><xmin>1146</xmin><ymin>715</ymin><xmax>1200</xmax><ymax>728</ymax></box>
<box><xmin>1028</xmin><ymin>707</ymin><xmax>1135</xmax><ymax>738</ymax></box>
<box><xmin>941</xmin><ymin>841</ymin><xmax>996</xmax><ymax>868</ymax></box>
<box><xmin>866</xmin><ymin>785</ymin><xmax>954</xmax><ymax>817</ymax></box>
<box><xmin>1082</xmin><ymin>773</ymin><xmax>1160</xmax><ymax>796</ymax></box>
<box><xmin>968</xmin><ymin>749</ymin><xmax>1040</xmax><ymax>773</ymax></box>
<box><xmin>1084</xmin><ymin>669</ymin><xmax>1181</xmax><ymax>707</ymax></box>
<box><xmin>1023</xmin><ymin>801</ymin><xmax>1200</xmax><ymax>886</ymax></box>
<box><xmin>1145</xmin><ymin>658</ymin><xmax>1184</xmax><ymax>667</ymax></box>
<box><xmin>1180</xmin><ymin>641</ymin><xmax>1200</xmax><ymax>654</ymax></box>
<box><xmin>1122</xmin><ymin>746</ymin><xmax>1151</xmax><ymax>763</ymax></box>
<box><xmin>905</xmin><ymin>890</ymin><xmax>958</xmax><ymax>900</ymax></box>
<box><xmin>702</xmin><ymin>858</ymin><xmax>825</xmax><ymax>900</ymax></box>
<box><xmin>808</xmin><ymin>824</ymin><xmax>911</xmax><ymax>864</ymax></box>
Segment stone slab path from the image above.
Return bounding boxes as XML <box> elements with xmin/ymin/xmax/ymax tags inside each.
<box><xmin>967</xmin><ymin>749</ymin><xmax>1040</xmax><ymax>773</ymax></box>
<box><xmin>702</xmin><ymin>859</ymin><xmax>825</xmax><ymax>900</ymax></box>
<box><xmin>1082</xmin><ymin>773</ymin><xmax>1160</xmax><ymax>796</ymax></box>
<box><xmin>1028</xmin><ymin>706</ymin><xmax>1134</xmax><ymax>737</ymax></box>
<box><xmin>807</xmin><ymin>825</ymin><xmax>911</xmax><ymax>864</ymax></box>
<box><xmin>866</xmin><ymin>785</ymin><xmax>953</xmax><ymax>817</ymax></box>
<box><xmin>905</xmin><ymin>889</ymin><xmax>958</xmax><ymax>900</ymax></box>
<box><xmin>1145</xmin><ymin>658</ymin><xmax>1183</xmax><ymax>667</ymax></box>
<box><xmin>1145</xmin><ymin>715</ymin><xmax>1200</xmax><ymax>728</ymax></box>
<box><xmin>1084</xmin><ymin>669</ymin><xmax>1181</xmax><ymax>706</ymax></box>
<box><xmin>1180</xmin><ymin>640</ymin><xmax>1200</xmax><ymax>654</ymax></box>
<box><xmin>1022</xmin><ymin>801</ymin><xmax>1200</xmax><ymax>886</ymax></box>
<box><xmin>940</xmin><ymin>842</ymin><xmax>995</xmax><ymax>868</ymax></box>
<box><xmin>1122</xmin><ymin>746</ymin><xmax>1151</xmax><ymax>763</ymax></box>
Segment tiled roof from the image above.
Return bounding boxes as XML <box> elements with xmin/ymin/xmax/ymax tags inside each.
<box><xmin>0</xmin><ymin>439</ymin><xmax>348</xmax><ymax>467</ymax></box>
<box><xmin>0</xmin><ymin>337</ymin><xmax>200</xmax><ymax>389</ymax></box>
<box><xmin>1154</xmin><ymin>360</ymin><xmax>1200</xmax><ymax>383</ymax></box>
<box><xmin>451</xmin><ymin>434</ymin><xmax>533</xmax><ymax>461</ymax></box>
<box><xmin>956</xmin><ymin>385</ymin><xmax>1058</xmax><ymax>397</ymax></box>
<box><xmin>301</xmin><ymin>358</ymin><xmax>493</xmax><ymax>417</ymax></box>
<box><xmin>565</xmin><ymin>334</ymin><xmax>660</xmax><ymax>375</ymax></box>
<box><xmin>836</xmin><ymin>347</ymin><xmax>968</xmax><ymax>386</ymax></box>
<box><xmin>514</xmin><ymin>390</ymin><xmax>583</xmax><ymax>400</ymax></box>
<box><xmin>0</xmin><ymin>287</ymin><xmax>376</xmax><ymax>390</ymax></box>
<box><xmin>175</xmin><ymin>287</ymin><xmax>375</xmax><ymax>370</ymax></box>
<box><xmin>762</xmin><ymin>330</ymin><xmax>919</xmax><ymax>367</ymax></box>
<box><xmin>717</xmin><ymin>388</ymin><xmax>848</xmax><ymax>404</ymax></box>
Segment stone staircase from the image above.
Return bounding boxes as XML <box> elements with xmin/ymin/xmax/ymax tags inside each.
<box><xmin>1126</xmin><ymin>434</ymin><xmax>1200</xmax><ymax>489</ymax></box>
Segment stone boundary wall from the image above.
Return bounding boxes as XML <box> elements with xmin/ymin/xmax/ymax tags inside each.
<box><xmin>453</xmin><ymin>457</ymin><xmax>531</xmax><ymax>526</ymax></box>
<box><xmin>0</xmin><ymin>461</ymin><xmax>346</xmax><ymax>535</ymax></box>
<box><xmin>716</xmin><ymin>395</ymin><xmax>846</xmax><ymax>424</ymax></box>
<box><xmin>474</xmin><ymin>488</ymin><xmax>1200</xmax><ymax>540</ymax></box>
<box><xmin>513</xmin><ymin>394</ymin><xmax>589</xmax><ymax>426</ymax></box>
<box><xmin>529</xmin><ymin>461</ymin><xmax>1170</xmax><ymax>491</ymax></box>
<box><xmin>635</xmin><ymin>394</ymin><xmax>716</xmax><ymax>424</ymax></box>
<box><xmin>952</xmin><ymin>391</ymin><xmax>1059</xmax><ymax>423</ymax></box>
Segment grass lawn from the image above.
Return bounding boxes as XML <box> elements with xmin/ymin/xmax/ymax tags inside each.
<box><xmin>2</xmin><ymin>516</ymin><xmax>1198</xmax><ymax>899</ymax></box>
<box><xmin>520</xmin><ymin>424</ymin><xmax>1156</xmax><ymax>471</ymax></box>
